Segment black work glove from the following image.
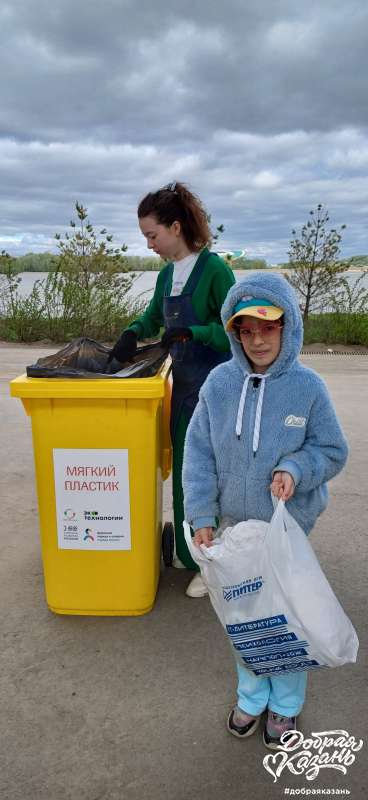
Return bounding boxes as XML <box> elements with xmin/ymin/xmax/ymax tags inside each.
<box><xmin>108</xmin><ymin>329</ymin><xmax>137</xmax><ymax>364</ymax></box>
<box><xmin>161</xmin><ymin>327</ymin><xmax>193</xmax><ymax>348</ymax></box>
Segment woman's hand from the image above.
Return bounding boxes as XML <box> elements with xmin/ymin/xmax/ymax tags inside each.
<box><xmin>270</xmin><ymin>471</ymin><xmax>295</xmax><ymax>501</ymax></box>
<box><xmin>161</xmin><ymin>327</ymin><xmax>193</xmax><ymax>347</ymax></box>
<box><xmin>108</xmin><ymin>329</ymin><xmax>137</xmax><ymax>364</ymax></box>
<box><xmin>193</xmin><ymin>526</ymin><xmax>214</xmax><ymax>547</ymax></box>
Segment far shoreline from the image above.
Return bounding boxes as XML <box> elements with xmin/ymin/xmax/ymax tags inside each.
<box><xmin>1</xmin><ymin>340</ymin><xmax>367</xmax><ymax>354</ymax></box>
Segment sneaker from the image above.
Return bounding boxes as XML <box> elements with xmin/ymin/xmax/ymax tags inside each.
<box><xmin>263</xmin><ymin>711</ymin><xmax>297</xmax><ymax>750</ymax></box>
<box><xmin>185</xmin><ymin>573</ymin><xmax>208</xmax><ymax>598</ymax></box>
<box><xmin>227</xmin><ymin>706</ymin><xmax>261</xmax><ymax>739</ymax></box>
<box><xmin>172</xmin><ymin>555</ymin><xmax>186</xmax><ymax>569</ymax></box>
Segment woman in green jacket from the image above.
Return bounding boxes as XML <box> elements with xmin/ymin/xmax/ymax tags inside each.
<box><xmin>109</xmin><ymin>182</ymin><xmax>235</xmax><ymax>596</ymax></box>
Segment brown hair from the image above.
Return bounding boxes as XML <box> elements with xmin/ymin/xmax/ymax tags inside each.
<box><xmin>137</xmin><ymin>181</ymin><xmax>211</xmax><ymax>251</ymax></box>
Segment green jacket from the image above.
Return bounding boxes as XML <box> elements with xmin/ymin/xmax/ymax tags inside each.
<box><xmin>128</xmin><ymin>249</ymin><xmax>235</xmax><ymax>353</ymax></box>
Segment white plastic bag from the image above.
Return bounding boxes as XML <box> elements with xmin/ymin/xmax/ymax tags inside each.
<box><xmin>184</xmin><ymin>501</ymin><xmax>358</xmax><ymax>674</ymax></box>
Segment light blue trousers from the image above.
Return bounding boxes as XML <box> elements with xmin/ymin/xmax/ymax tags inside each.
<box><xmin>236</xmin><ymin>660</ymin><xmax>308</xmax><ymax>717</ymax></box>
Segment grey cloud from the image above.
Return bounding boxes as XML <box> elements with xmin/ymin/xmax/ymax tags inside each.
<box><xmin>1</xmin><ymin>0</ymin><xmax>368</xmax><ymax>259</ymax></box>
<box><xmin>1</xmin><ymin>127</ymin><xmax>367</xmax><ymax>260</ymax></box>
<box><xmin>2</xmin><ymin>0</ymin><xmax>368</xmax><ymax>146</ymax></box>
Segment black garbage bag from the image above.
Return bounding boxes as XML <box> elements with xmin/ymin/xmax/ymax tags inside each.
<box><xmin>26</xmin><ymin>337</ymin><xmax>169</xmax><ymax>379</ymax></box>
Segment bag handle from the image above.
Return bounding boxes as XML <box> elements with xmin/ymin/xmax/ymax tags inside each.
<box><xmin>183</xmin><ymin>520</ymin><xmax>216</xmax><ymax>562</ymax></box>
<box><xmin>185</xmin><ymin>502</ymin><xmax>287</xmax><ymax>561</ymax></box>
<box><xmin>271</xmin><ymin>496</ymin><xmax>285</xmax><ymax>518</ymax></box>
<box><xmin>264</xmin><ymin>497</ymin><xmax>287</xmax><ymax>546</ymax></box>
<box><xmin>183</xmin><ymin>520</ymin><xmax>193</xmax><ymax>552</ymax></box>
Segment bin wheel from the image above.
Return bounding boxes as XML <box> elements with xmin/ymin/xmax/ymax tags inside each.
<box><xmin>162</xmin><ymin>522</ymin><xmax>174</xmax><ymax>567</ymax></box>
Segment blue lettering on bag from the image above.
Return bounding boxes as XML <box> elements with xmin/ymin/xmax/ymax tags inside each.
<box><xmin>253</xmin><ymin>659</ymin><xmax>321</xmax><ymax>675</ymax></box>
<box><xmin>234</xmin><ymin>633</ymin><xmax>297</xmax><ymax>650</ymax></box>
<box><xmin>226</xmin><ymin>615</ymin><xmax>287</xmax><ymax>635</ymax></box>
<box><xmin>243</xmin><ymin>647</ymin><xmax>308</xmax><ymax>664</ymax></box>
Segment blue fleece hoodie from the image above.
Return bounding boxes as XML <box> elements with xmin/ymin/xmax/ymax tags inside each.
<box><xmin>182</xmin><ymin>273</ymin><xmax>348</xmax><ymax>534</ymax></box>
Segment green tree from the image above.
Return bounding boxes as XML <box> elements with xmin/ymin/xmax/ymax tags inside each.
<box><xmin>49</xmin><ymin>201</ymin><xmax>135</xmax><ymax>338</ymax></box>
<box><xmin>206</xmin><ymin>213</ymin><xmax>224</xmax><ymax>247</ymax></box>
<box><xmin>212</xmin><ymin>223</ymin><xmax>224</xmax><ymax>244</ymax></box>
<box><xmin>329</xmin><ymin>272</ymin><xmax>368</xmax><ymax>314</ymax></box>
<box><xmin>16</xmin><ymin>252</ymin><xmax>58</xmax><ymax>272</ymax></box>
<box><xmin>0</xmin><ymin>250</ymin><xmax>45</xmax><ymax>340</ymax></box>
<box><xmin>234</xmin><ymin>257</ymin><xmax>268</xmax><ymax>270</ymax></box>
<box><xmin>55</xmin><ymin>200</ymin><xmax>128</xmax><ymax>281</ymax></box>
<box><xmin>327</xmin><ymin>273</ymin><xmax>368</xmax><ymax>345</ymax></box>
<box><xmin>0</xmin><ymin>250</ymin><xmax>21</xmax><ymax>317</ymax></box>
<box><xmin>0</xmin><ymin>208</ymin><xmax>146</xmax><ymax>342</ymax></box>
<box><xmin>287</xmin><ymin>204</ymin><xmax>348</xmax><ymax>321</ymax></box>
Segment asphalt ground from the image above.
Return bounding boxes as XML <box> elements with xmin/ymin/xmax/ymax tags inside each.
<box><xmin>0</xmin><ymin>343</ymin><xmax>367</xmax><ymax>800</ymax></box>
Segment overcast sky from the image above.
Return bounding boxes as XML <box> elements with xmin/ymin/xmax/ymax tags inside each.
<box><xmin>1</xmin><ymin>0</ymin><xmax>368</xmax><ymax>262</ymax></box>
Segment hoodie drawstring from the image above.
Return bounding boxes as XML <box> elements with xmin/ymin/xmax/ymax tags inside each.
<box><xmin>236</xmin><ymin>373</ymin><xmax>269</xmax><ymax>452</ymax></box>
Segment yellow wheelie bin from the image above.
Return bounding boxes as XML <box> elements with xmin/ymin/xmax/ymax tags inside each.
<box><xmin>10</xmin><ymin>363</ymin><xmax>172</xmax><ymax>616</ymax></box>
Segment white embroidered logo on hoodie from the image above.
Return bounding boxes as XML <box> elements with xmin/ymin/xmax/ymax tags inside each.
<box><xmin>285</xmin><ymin>415</ymin><xmax>306</xmax><ymax>427</ymax></box>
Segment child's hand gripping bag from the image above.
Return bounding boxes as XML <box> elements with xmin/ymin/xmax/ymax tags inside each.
<box><xmin>183</xmin><ymin>501</ymin><xmax>358</xmax><ymax>675</ymax></box>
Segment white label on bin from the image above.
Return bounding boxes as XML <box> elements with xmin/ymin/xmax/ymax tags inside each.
<box><xmin>53</xmin><ymin>449</ymin><xmax>131</xmax><ymax>550</ymax></box>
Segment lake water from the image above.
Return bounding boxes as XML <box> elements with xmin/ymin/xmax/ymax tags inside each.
<box><xmin>5</xmin><ymin>269</ymin><xmax>368</xmax><ymax>310</ymax></box>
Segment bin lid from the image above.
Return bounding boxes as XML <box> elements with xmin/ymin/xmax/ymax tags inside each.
<box><xmin>10</xmin><ymin>360</ymin><xmax>171</xmax><ymax>400</ymax></box>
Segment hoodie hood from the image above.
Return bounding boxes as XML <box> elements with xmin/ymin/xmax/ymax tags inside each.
<box><xmin>221</xmin><ymin>273</ymin><xmax>303</xmax><ymax>449</ymax></box>
<box><xmin>221</xmin><ymin>272</ymin><xmax>303</xmax><ymax>377</ymax></box>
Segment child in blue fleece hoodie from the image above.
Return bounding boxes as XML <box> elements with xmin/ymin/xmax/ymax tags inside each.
<box><xmin>182</xmin><ymin>273</ymin><xmax>348</xmax><ymax>750</ymax></box>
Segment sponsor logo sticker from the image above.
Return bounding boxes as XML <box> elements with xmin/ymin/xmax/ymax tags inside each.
<box><xmin>284</xmin><ymin>415</ymin><xmax>306</xmax><ymax>428</ymax></box>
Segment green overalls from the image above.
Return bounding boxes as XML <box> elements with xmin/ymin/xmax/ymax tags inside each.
<box><xmin>128</xmin><ymin>248</ymin><xmax>235</xmax><ymax>568</ymax></box>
